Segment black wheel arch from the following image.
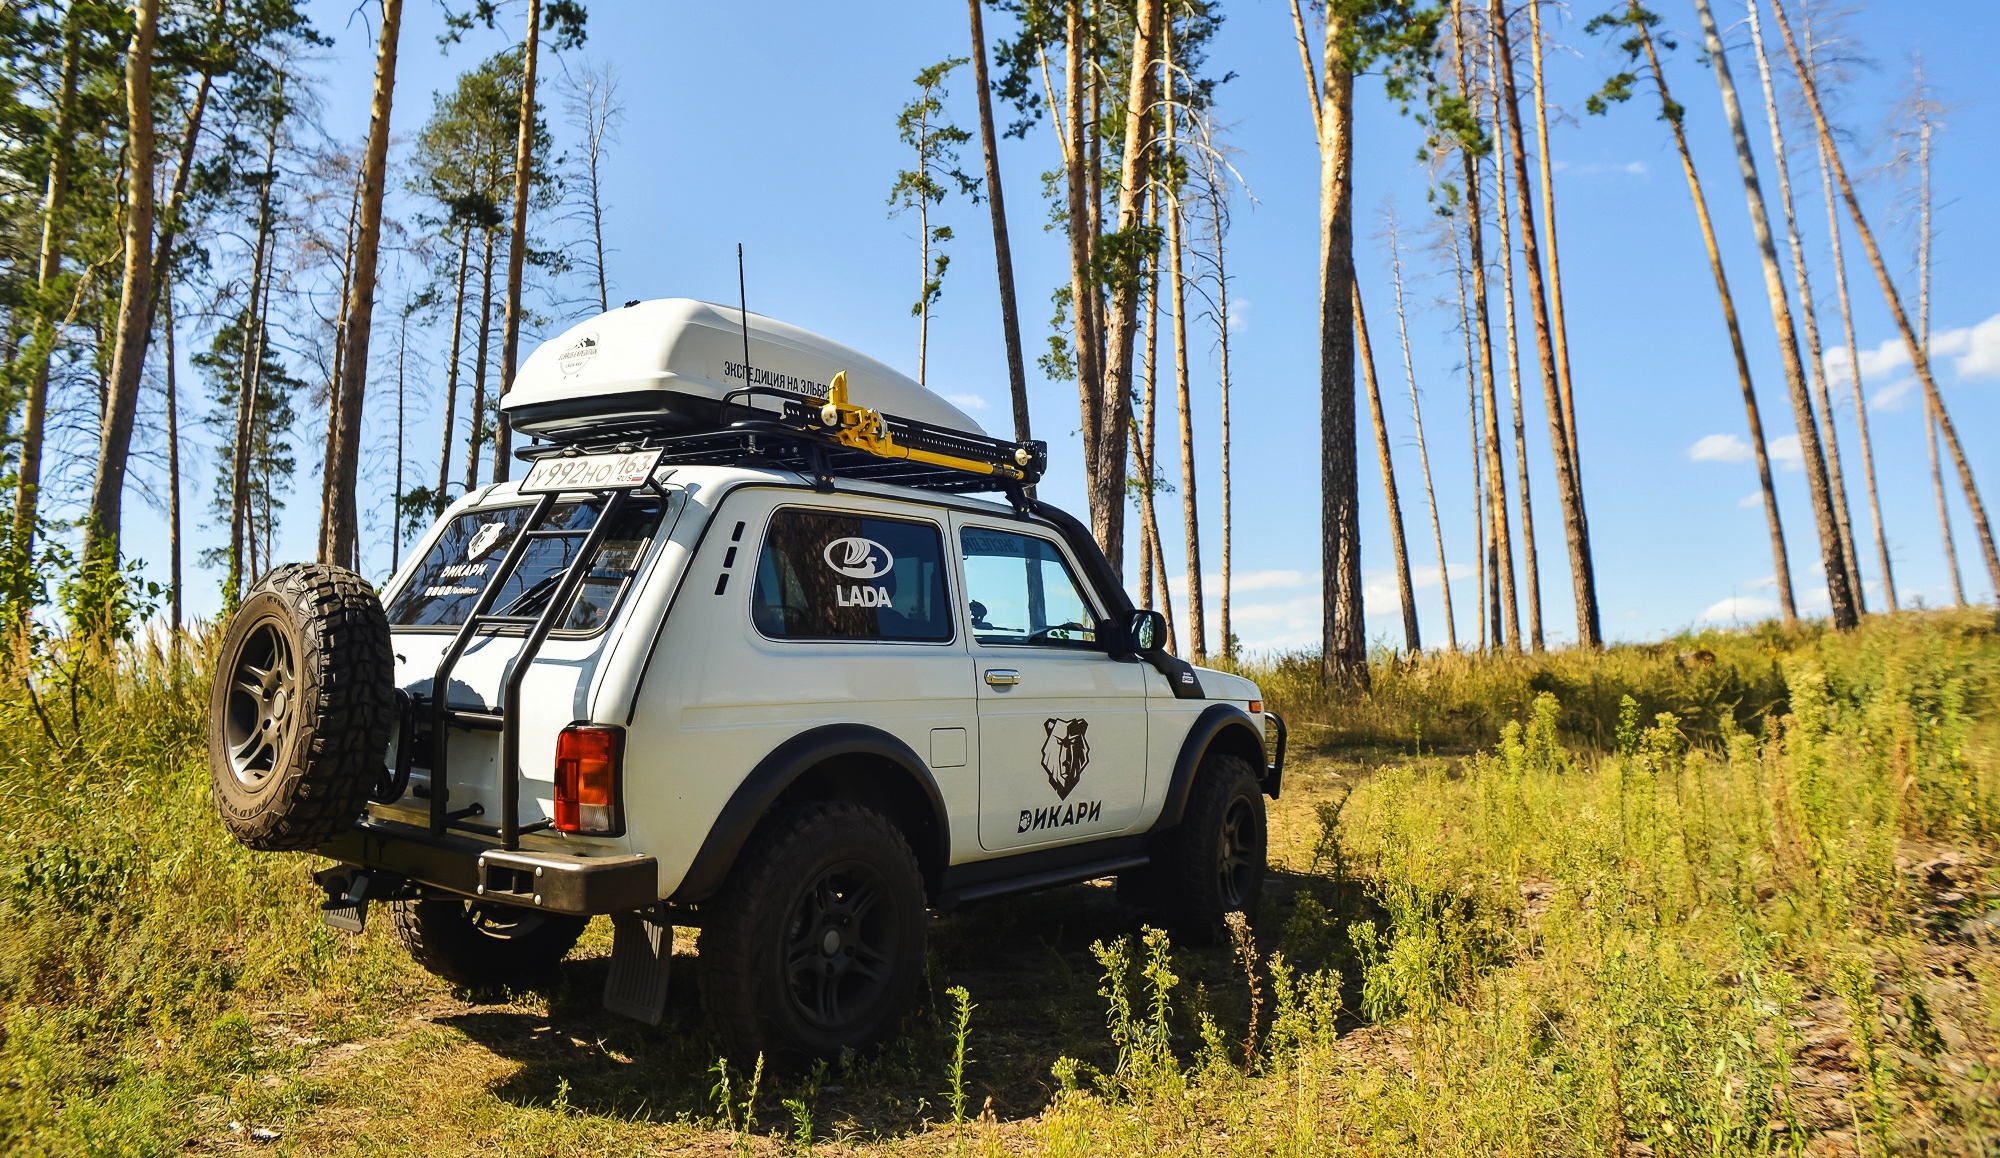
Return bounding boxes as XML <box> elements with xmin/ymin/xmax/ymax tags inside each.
<box><xmin>1150</xmin><ymin>703</ymin><xmax>1274</xmax><ymax>835</ymax></box>
<box><xmin>669</xmin><ymin>723</ymin><xmax>952</xmax><ymax>904</ymax></box>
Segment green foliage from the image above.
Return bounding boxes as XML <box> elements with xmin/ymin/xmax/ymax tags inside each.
<box><xmin>889</xmin><ymin>57</ymin><xmax>981</xmax><ymax>328</ymax></box>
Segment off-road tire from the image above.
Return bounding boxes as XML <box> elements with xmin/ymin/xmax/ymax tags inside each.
<box><xmin>699</xmin><ymin>803</ymin><xmax>928</xmax><ymax>1062</ymax></box>
<box><xmin>1153</xmin><ymin>753</ymin><xmax>1266</xmax><ymax>938</ymax></box>
<box><xmin>388</xmin><ymin>896</ymin><xmax>588</xmax><ymax>988</ymax></box>
<box><xmin>207</xmin><ymin>563</ymin><xmax>396</xmax><ymax>851</ymax></box>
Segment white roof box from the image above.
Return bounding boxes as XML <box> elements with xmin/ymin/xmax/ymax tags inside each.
<box><xmin>502</xmin><ymin>298</ymin><xmax>986</xmax><ymax>440</ymax></box>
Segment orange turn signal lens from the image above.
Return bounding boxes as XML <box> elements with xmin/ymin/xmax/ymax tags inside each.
<box><xmin>554</xmin><ymin>725</ymin><xmax>622</xmax><ymax>835</ymax></box>
<box><xmin>1248</xmin><ymin>700</ymin><xmax>1263</xmax><ymax>715</ymax></box>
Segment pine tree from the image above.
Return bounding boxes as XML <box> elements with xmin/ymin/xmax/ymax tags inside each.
<box><xmin>888</xmin><ymin>57</ymin><xmax>979</xmax><ymax>387</ymax></box>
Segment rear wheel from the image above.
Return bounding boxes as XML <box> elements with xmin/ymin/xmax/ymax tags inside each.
<box><xmin>206</xmin><ymin>564</ymin><xmax>395</xmax><ymax>851</ymax></box>
<box><xmin>1153</xmin><ymin>753</ymin><xmax>1267</xmax><ymax>937</ymax></box>
<box><xmin>699</xmin><ymin>803</ymin><xmax>927</xmax><ymax>1062</ymax></box>
<box><xmin>389</xmin><ymin>896</ymin><xmax>587</xmax><ymax>988</ymax></box>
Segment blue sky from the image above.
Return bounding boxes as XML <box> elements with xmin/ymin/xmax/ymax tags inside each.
<box><xmin>119</xmin><ymin>0</ymin><xmax>2000</xmax><ymax>655</ymax></box>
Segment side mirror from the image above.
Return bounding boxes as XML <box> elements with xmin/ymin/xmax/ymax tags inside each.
<box><xmin>1125</xmin><ymin>609</ymin><xmax>1167</xmax><ymax>654</ymax></box>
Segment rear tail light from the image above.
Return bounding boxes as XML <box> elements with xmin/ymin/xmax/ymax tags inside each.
<box><xmin>554</xmin><ymin>725</ymin><xmax>623</xmax><ymax>835</ymax></box>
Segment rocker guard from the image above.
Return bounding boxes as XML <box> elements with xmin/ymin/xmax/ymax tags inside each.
<box><xmin>317</xmin><ymin>817</ymin><xmax>657</xmax><ymax>916</ymax></box>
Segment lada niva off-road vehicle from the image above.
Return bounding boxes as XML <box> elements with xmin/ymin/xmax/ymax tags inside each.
<box><xmin>207</xmin><ymin>298</ymin><xmax>1286</xmax><ymax>1059</ymax></box>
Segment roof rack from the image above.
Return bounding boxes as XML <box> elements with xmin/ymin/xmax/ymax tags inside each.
<box><xmin>519</xmin><ymin>372</ymin><xmax>1047</xmax><ymax>496</ymax></box>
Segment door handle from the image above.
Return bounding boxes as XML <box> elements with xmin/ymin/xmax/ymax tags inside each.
<box><xmin>984</xmin><ymin>668</ymin><xmax>1021</xmax><ymax>687</ymax></box>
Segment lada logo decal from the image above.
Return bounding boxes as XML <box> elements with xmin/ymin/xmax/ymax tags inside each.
<box><xmin>465</xmin><ymin>521</ymin><xmax>508</xmax><ymax>562</ymax></box>
<box><xmin>1041</xmin><ymin>717</ymin><xmax>1090</xmax><ymax>800</ymax></box>
<box><xmin>822</xmin><ymin>536</ymin><xmax>893</xmax><ymax>580</ymax></box>
<box><xmin>558</xmin><ymin>332</ymin><xmax>599</xmax><ymax>377</ymax></box>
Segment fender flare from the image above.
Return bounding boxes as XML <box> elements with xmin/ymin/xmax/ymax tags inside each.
<box><xmin>1149</xmin><ymin>704</ymin><xmax>1271</xmax><ymax>834</ymax></box>
<box><xmin>669</xmin><ymin>723</ymin><xmax>951</xmax><ymax>903</ymax></box>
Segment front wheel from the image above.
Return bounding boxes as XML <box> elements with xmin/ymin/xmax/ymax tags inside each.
<box><xmin>1154</xmin><ymin>753</ymin><xmax>1267</xmax><ymax>936</ymax></box>
<box><xmin>699</xmin><ymin>803</ymin><xmax>928</xmax><ymax>1062</ymax></box>
<box><xmin>388</xmin><ymin>896</ymin><xmax>587</xmax><ymax>988</ymax></box>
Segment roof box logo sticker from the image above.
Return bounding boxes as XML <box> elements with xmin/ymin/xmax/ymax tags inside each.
<box><xmin>557</xmin><ymin>332</ymin><xmax>600</xmax><ymax>377</ymax></box>
<box><xmin>822</xmin><ymin>537</ymin><xmax>893</xmax><ymax>580</ymax></box>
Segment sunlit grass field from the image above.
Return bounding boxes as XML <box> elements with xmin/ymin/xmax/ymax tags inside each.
<box><xmin>3</xmin><ymin>610</ymin><xmax>1998</xmax><ymax>1154</ymax></box>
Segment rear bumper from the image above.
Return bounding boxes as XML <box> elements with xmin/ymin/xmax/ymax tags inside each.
<box><xmin>317</xmin><ymin>818</ymin><xmax>658</xmax><ymax>915</ymax></box>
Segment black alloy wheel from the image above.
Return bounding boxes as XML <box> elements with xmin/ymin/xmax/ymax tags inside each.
<box><xmin>783</xmin><ymin>863</ymin><xmax>902</xmax><ymax>1033</ymax></box>
<box><xmin>1216</xmin><ymin>792</ymin><xmax>1263</xmax><ymax>910</ymax></box>
<box><xmin>1152</xmin><ymin>752</ymin><xmax>1268</xmax><ymax>938</ymax></box>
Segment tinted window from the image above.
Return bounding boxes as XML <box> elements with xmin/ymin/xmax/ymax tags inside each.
<box><xmin>752</xmin><ymin>509</ymin><xmax>952</xmax><ymax>642</ymax></box>
<box><xmin>959</xmin><ymin>528</ymin><xmax>1100</xmax><ymax>648</ymax></box>
<box><xmin>387</xmin><ymin>496</ymin><xmax>672</xmax><ymax>631</ymax></box>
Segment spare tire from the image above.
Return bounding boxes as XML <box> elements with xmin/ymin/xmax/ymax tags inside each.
<box><xmin>208</xmin><ymin>563</ymin><xmax>396</xmax><ymax>851</ymax></box>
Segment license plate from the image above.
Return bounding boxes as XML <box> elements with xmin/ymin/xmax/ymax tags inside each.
<box><xmin>519</xmin><ymin>449</ymin><xmax>662</xmax><ymax>493</ymax></box>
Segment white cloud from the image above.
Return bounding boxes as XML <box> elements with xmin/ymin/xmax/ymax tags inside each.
<box><xmin>1553</xmin><ymin>160</ymin><xmax>1650</xmax><ymax>178</ymax></box>
<box><xmin>1700</xmin><ymin>596</ymin><xmax>1781</xmax><ymax>624</ymax></box>
<box><xmin>1768</xmin><ymin>433</ymin><xmax>1803</xmax><ymax>471</ymax></box>
<box><xmin>1689</xmin><ymin>433</ymin><xmax>1753</xmax><ymax>463</ymax></box>
<box><xmin>1165</xmin><ymin>568</ymin><xmax>1314</xmax><ymax>601</ymax></box>
<box><xmin>1226</xmin><ymin>298</ymin><xmax>1250</xmax><ymax>335</ymax></box>
<box><xmin>1869</xmin><ymin>378</ymin><xmax>1917</xmax><ymax>413</ymax></box>
<box><xmin>945</xmin><ymin>393</ymin><xmax>989</xmax><ymax>412</ymax></box>
<box><xmin>1932</xmin><ymin>312</ymin><xmax>2000</xmax><ymax>380</ymax></box>
<box><xmin>1738</xmin><ymin>493</ymin><xmax>1764</xmax><ymax>509</ymax></box>
<box><xmin>1821</xmin><ymin>336</ymin><xmax>1909</xmax><ymax>391</ymax></box>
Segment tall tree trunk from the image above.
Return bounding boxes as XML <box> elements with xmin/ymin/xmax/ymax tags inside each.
<box><xmin>1450</xmin><ymin>210</ymin><xmax>1489</xmax><ymax>652</ymax></box>
<box><xmin>1357</xmin><ymin>284</ymin><xmax>1419</xmax><ymax>653</ymax></box>
<box><xmin>239</xmin><ymin>261</ymin><xmax>272</xmax><ymax>590</ymax></box>
<box><xmin>1318</xmin><ymin>8</ymin><xmax>1365</xmax><ymax>682</ymax></box>
<box><xmin>1390</xmin><ymin>209</ymin><xmax>1455</xmax><ymax>649</ymax></box>
<box><xmin>1210</xmin><ymin>174</ymin><xmax>1235</xmax><ymax>663</ymax></box>
<box><xmin>323</xmin><ymin>0</ymin><xmax>404</xmax><ymax>566</ymax></box>
<box><xmin>1166</xmin><ymin>149</ymin><xmax>1203</xmax><ymax>661</ymax></box>
<box><xmin>1455</xmin><ymin>0</ymin><xmax>1518</xmax><ymax>653</ymax></box>
<box><xmin>13</xmin><ymin>13</ymin><xmax>85</xmax><ymax>562</ymax></box>
<box><xmin>1744</xmin><ymin>0</ymin><xmax>1867</xmax><ymax>611</ymax></box>
<box><xmin>1497</xmin><ymin>0</ymin><xmax>1601</xmax><ymax>646</ymax></box>
<box><xmin>1634</xmin><ymin>11</ymin><xmax>1795</xmax><ymax>627</ymax></box>
<box><xmin>1686</xmin><ymin>0</ymin><xmax>1855</xmax><ymax>629</ymax></box>
<box><xmin>917</xmin><ymin>153</ymin><xmax>932</xmax><ymax>385</ymax></box>
<box><xmin>466</xmin><ymin>230</ymin><xmax>498</xmax><ymax>491</ymax></box>
<box><xmin>1062</xmin><ymin>1</ymin><xmax>1105</xmax><ymax>555</ymax></box>
<box><xmin>229</xmin><ymin>163</ymin><xmax>277</xmax><ymax>607</ymax></box>
<box><xmin>164</xmin><ymin>273</ymin><xmax>181</xmax><ymax>656</ymax></box>
<box><xmin>1808</xmin><ymin>78</ymin><xmax>1894</xmax><ymax>611</ymax></box>
<box><xmin>393</xmin><ymin>306</ymin><xmax>408</xmax><ymax>573</ymax></box>
<box><xmin>1913</xmin><ymin>66</ymin><xmax>1959</xmax><ymax>606</ymax></box>
<box><xmin>83</xmin><ymin>0</ymin><xmax>162</xmax><ymax>572</ymax></box>
<box><xmin>1771</xmin><ymin>0</ymin><xmax>2000</xmax><ymax>599</ymax></box>
<box><xmin>1140</xmin><ymin>198</ymin><xmax>1173</xmax><ymax>647</ymax></box>
<box><xmin>319</xmin><ymin>169</ymin><xmax>363</xmax><ymax>563</ymax></box>
<box><xmin>1089</xmin><ymin>0</ymin><xmax>1160</xmax><ymax>581</ymax></box>
<box><xmin>1488</xmin><ymin>37</ymin><xmax>1541</xmax><ymax>652</ymax></box>
<box><xmin>438</xmin><ymin>223</ymin><xmax>472</xmax><ymax>497</ymax></box>
<box><xmin>491</xmin><ymin>0</ymin><xmax>540</xmax><ymax>482</ymax></box>
<box><xmin>1526</xmin><ymin>0</ymin><xmax>1580</xmax><ymax>480</ymax></box>
<box><xmin>968</xmin><ymin>0</ymin><xmax>1031</xmax><ymax>446</ymax></box>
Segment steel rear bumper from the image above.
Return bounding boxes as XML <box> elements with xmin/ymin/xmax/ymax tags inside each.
<box><xmin>317</xmin><ymin>818</ymin><xmax>658</xmax><ymax>915</ymax></box>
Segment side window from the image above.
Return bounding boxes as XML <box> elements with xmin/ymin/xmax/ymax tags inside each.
<box><xmin>959</xmin><ymin>527</ymin><xmax>1101</xmax><ymax>648</ymax></box>
<box><xmin>751</xmin><ymin>508</ymin><xmax>953</xmax><ymax>642</ymax></box>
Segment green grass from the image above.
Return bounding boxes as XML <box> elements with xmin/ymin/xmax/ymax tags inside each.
<box><xmin>4</xmin><ymin>610</ymin><xmax>1999</xmax><ymax>1153</ymax></box>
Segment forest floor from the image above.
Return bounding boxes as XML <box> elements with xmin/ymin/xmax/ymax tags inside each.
<box><xmin>5</xmin><ymin>610</ymin><xmax>2000</xmax><ymax>1155</ymax></box>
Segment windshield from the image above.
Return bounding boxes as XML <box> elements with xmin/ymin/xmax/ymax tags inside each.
<box><xmin>387</xmin><ymin>493</ymin><xmax>678</xmax><ymax>632</ymax></box>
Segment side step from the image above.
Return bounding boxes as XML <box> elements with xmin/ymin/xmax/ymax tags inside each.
<box><xmin>603</xmin><ymin>911</ymin><xmax>672</xmax><ymax>1025</ymax></box>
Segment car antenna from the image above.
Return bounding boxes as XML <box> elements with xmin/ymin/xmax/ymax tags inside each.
<box><xmin>736</xmin><ymin>243</ymin><xmax>754</xmax><ymax>397</ymax></box>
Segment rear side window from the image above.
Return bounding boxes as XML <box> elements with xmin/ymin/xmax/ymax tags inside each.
<box><xmin>751</xmin><ymin>509</ymin><xmax>952</xmax><ymax>642</ymax></box>
<box><xmin>387</xmin><ymin>496</ymin><xmax>673</xmax><ymax>632</ymax></box>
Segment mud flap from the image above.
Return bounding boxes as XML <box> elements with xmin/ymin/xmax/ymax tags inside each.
<box><xmin>603</xmin><ymin>910</ymin><xmax>671</xmax><ymax>1025</ymax></box>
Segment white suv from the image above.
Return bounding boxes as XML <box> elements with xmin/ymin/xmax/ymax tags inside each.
<box><xmin>206</xmin><ymin>300</ymin><xmax>1284</xmax><ymax>1060</ymax></box>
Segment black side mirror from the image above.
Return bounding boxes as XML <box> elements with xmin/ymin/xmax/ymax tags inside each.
<box><xmin>1125</xmin><ymin>609</ymin><xmax>1167</xmax><ymax>654</ymax></box>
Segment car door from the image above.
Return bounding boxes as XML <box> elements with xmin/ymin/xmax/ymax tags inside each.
<box><xmin>954</xmin><ymin>517</ymin><xmax>1148</xmax><ymax>852</ymax></box>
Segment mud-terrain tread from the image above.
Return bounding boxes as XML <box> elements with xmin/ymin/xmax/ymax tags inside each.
<box><xmin>388</xmin><ymin>897</ymin><xmax>587</xmax><ymax>988</ymax></box>
<box><xmin>207</xmin><ymin>563</ymin><xmax>395</xmax><ymax>851</ymax></box>
<box><xmin>1153</xmin><ymin>753</ymin><xmax>1266</xmax><ymax>938</ymax></box>
<box><xmin>699</xmin><ymin>802</ymin><xmax>927</xmax><ymax>1062</ymax></box>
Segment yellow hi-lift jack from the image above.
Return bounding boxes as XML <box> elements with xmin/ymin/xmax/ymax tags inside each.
<box><xmin>813</xmin><ymin>371</ymin><xmax>1030</xmax><ymax>482</ymax></box>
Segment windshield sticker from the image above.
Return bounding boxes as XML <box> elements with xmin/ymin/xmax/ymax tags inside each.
<box><xmin>822</xmin><ymin>536</ymin><xmax>893</xmax><ymax>579</ymax></box>
<box><xmin>1041</xmin><ymin>717</ymin><xmax>1090</xmax><ymax>799</ymax></box>
<box><xmin>836</xmin><ymin>584</ymin><xmax>893</xmax><ymax>608</ymax></box>
<box><xmin>557</xmin><ymin>331</ymin><xmax>599</xmax><ymax>376</ymax></box>
<box><xmin>466</xmin><ymin>521</ymin><xmax>508</xmax><ymax>562</ymax></box>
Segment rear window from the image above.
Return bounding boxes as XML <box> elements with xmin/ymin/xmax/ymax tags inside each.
<box><xmin>751</xmin><ymin>508</ymin><xmax>952</xmax><ymax>642</ymax></box>
<box><xmin>387</xmin><ymin>495</ymin><xmax>675</xmax><ymax>632</ymax></box>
